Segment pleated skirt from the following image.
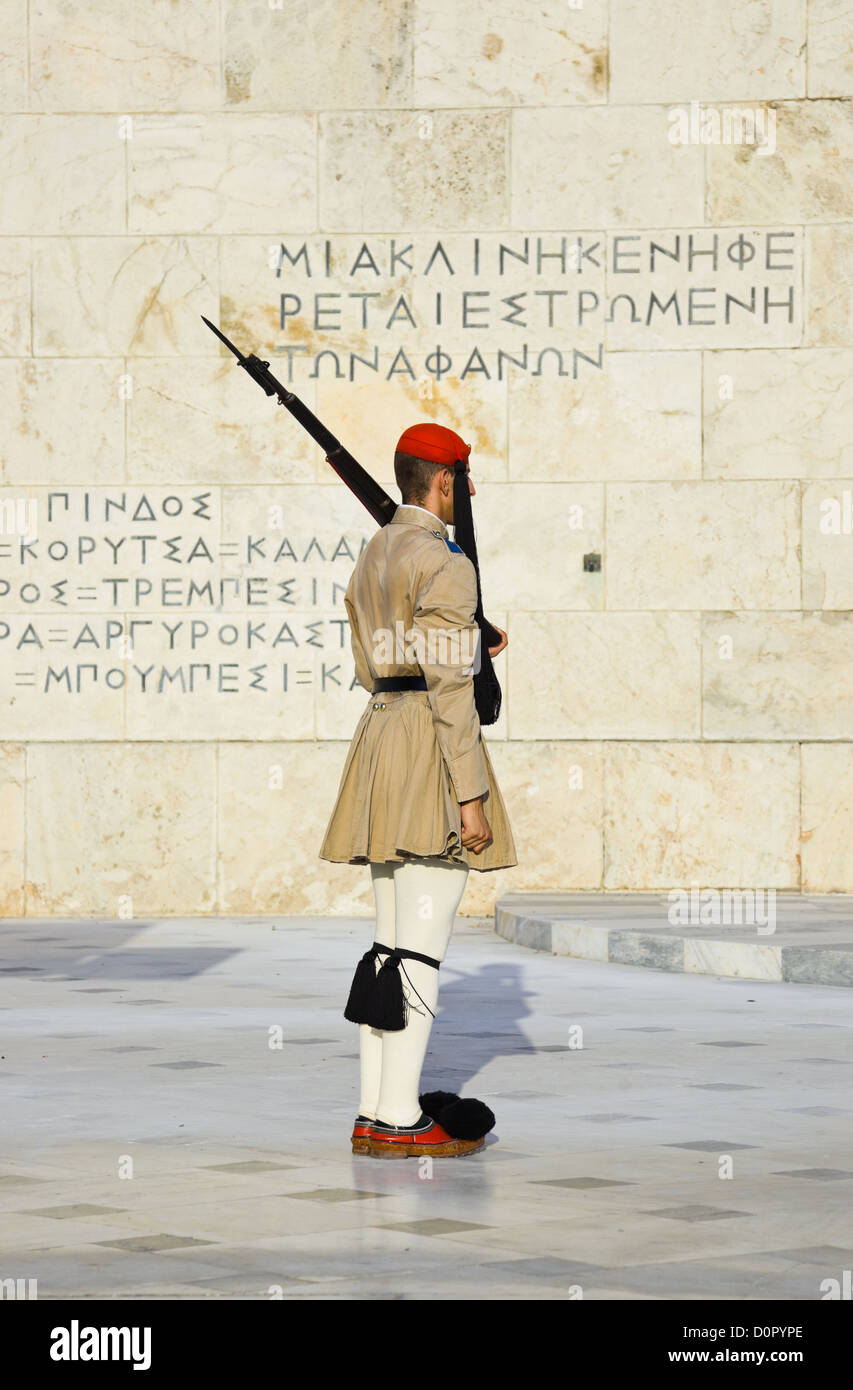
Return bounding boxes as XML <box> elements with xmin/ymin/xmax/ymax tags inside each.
<box><xmin>318</xmin><ymin>689</ymin><xmax>518</xmax><ymax>873</ymax></box>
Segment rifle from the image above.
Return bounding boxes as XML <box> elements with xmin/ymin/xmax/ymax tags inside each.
<box><xmin>201</xmin><ymin>316</ymin><xmax>502</xmax><ymax>724</ymax></box>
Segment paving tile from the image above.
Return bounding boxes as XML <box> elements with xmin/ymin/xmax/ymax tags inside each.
<box><xmin>149</xmin><ymin>1061</ymin><xmax>224</xmax><ymax>1069</ymax></box>
<box><xmin>93</xmin><ymin>1233</ymin><xmax>218</xmax><ymax>1252</ymax></box>
<box><xmin>20</xmin><ymin>1204</ymin><xmax>128</xmax><ymax>1220</ymax></box>
<box><xmin>748</xmin><ymin>1244</ymin><xmax>853</xmax><ymax>1264</ymax></box>
<box><xmin>689</xmin><ymin>1083</ymin><xmax>760</xmax><ymax>1091</ymax></box>
<box><xmin>771</xmin><ymin>1168</ymin><xmax>853</xmax><ymax>1180</ymax></box>
<box><xmin>202</xmin><ymin>1162</ymin><xmax>297</xmax><ymax>1174</ymax></box>
<box><xmin>581</xmin><ymin>1260</ymin><xmax>817</xmax><ymax>1299</ymax></box>
<box><xmin>791</xmin><ymin>1057</ymin><xmax>849</xmax><ymax>1064</ymax></box>
<box><xmin>531</xmin><ymin>1177</ymin><xmax>636</xmax><ymax>1189</ymax></box>
<box><xmin>101</xmin><ymin>1046</ymin><xmax>159</xmax><ymax>1053</ymax></box>
<box><xmin>665</xmin><ymin>1140</ymin><xmax>758</xmax><ymax>1152</ymax></box>
<box><xmin>576</xmin><ymin>1113</ymin><xmax>656</xmax><ymax>1122</ymax></box>
<box><xmin>783</xmin><ymin>1106</ymin><xmax>851</xmax><ymax>1115</ymax></box>
<box><xmin>478</xmin><ymin>1257</ymin><xmax>609</xmax><ymax>1282</ymax></box>
<box><xmin>191</xmin><ymin>1272</ymin><xmax>311</xmax><ymax>1293</ymax></box>
<box><xmin>640</xmin><ymin>1205</ymin><xmax>749</xmax><ymax>1222</ymax></box>
<box><xmin>380</xmin><ymin>1218</ymin><xmax>494</xmax><ymax>1236</ymax></box>
<box><xmin>283</xmin><ymin>1189</ymin><xmax>389</xmax><ymax>1203</ymax></box>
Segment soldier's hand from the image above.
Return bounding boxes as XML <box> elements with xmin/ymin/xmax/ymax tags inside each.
<box><xmin>488</xmin><ymin>625</ymin><xmax>507</xmax><ymax>658</ymax></box>
<box><xmin>460</xmin><ymin>796</ymin><xmax>493</xmax><ymax>854</ymax></box>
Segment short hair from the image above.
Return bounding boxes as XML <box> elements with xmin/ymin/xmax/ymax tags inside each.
<box><xmin>394</xmin><ymin>450</ymin><xmax>448</xmax><ymax>506</ymax></box>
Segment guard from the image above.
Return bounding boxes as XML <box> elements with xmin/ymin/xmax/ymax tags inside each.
<box><xmin>319</xmin><ymin>422</ymin><xmax>518</xmax><ymax>1158</ymax></box>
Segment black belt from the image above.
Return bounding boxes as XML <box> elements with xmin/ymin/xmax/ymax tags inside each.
<box><xmin>372</xmin><ymin>675</ymin><xmax>427</xmax><ymax>693</ymax></box>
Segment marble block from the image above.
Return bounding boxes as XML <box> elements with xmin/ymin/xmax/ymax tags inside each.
<box><xmin>703</xmin><ymin>350</ymin><xmax>853</xmax><ymax>479</ymax></box>
<box><xmin>224</xmin><ymin>0</ymin><xmax>413</xmax><ymax>109</ymax></box>
<box><xmin>609</xmin><ymin>0</ymin><xmax>805</xmax><ymax>103</ymax></box>
<box><xmin>509</xmin><ymin>351</ymin><xmax>701</xmax><ymax>482</ymax></box>
<box><xmin>807</xmin><ymin>227</ymin><xmax>853</xmax><ymax>346</ymax></box>
<box><xmin>29</xmin><ymin>0</ymin><xmax>220</xmax><ymax>112</ymax></box>
<box><xmin>802</xmin><ymin>481</ymin><xmax>853</xmax><ymax>609</ymax></box>
<box><xmin>33</xmin><ymin>238</ymin><xmax>219</xmax><ymax>357</ymax></box>
<box><xmin>474</xmin><ymin>484</ymin><xmax>604</xmax><ymax>612</ymax></box>
<box><xmin>320</xmin><ymin>111</ymin><xmax>510</xmax><ymax>231</ymax></box>
<box><xmin>606</xmin><ymin>482</ymin><xmax>801</xmax><ymax>610</ymax></box>
<box><xmin>0</xmin><ymin>360</ymin><xmax>124</xmax><ymax>485</ymax></box>
<box><xmin>0</xmin><ymin>239</ymin><xmax>31</xmax><ymax>356</ymax></box>
<box><xmin>807</xmin><ymin>0</ymin><xmax>853</xmax><ymax>97</ymax></box>
<box><xmin>603</xmin><ymin>741</ymin><xmax>800</xmax><ymax>888</ymax></box>
<box><xmin>801</xmin><ymin>744</ymin><xmax>853</xmax><ymax>891</ymax></box>
<box><xmin>512</xmin><ymin>108</ymin><xmax>703</xmax><ymax>229</ymax></box>
<box><xmin>683</xmin><ymin>937</ymin><xmax>783</xmax><ymax>982</ymax></box>
<box><xmin>0</xmin><ymin>117</ymin><xmax>125</xmax><ymax>235</ymax></box>
<box><xmin>702</xmin><ymin>613</ymin><xmax>853</xmax><ymax>739</ymax></box>
<box><xmin>0</xmin><ymin>0</ymin><xmax>27</xmax><ymax>109</ymax></box>
<box><xmin>509</xmin><ymin>612</ymin><xmax>700</xmax><ymax>739</ymax></box>
<box><xmin>25</xmin><ymin>742</ymin><xmax>218</xmax><ymax>916</ymax></box>
<box><xmin>0</xmin><ymin>743</ymin><xmax>25</xmax><ymax>917</ymax></box>
<box><xmin>708</xmin><ymin>101</ymin><xmax>853</xmax><ymax>224</ymax></box>
<box><xmin>413</xmin><ymin>0</ymin><xmax>608</xmax><ymax>107</ymax></box>
<box><xmin>127</xmin><ymin>359</ymin><xmax>319</xmax><ymax>486</ymax></box>
<box><xmin>128</xmin><ymin>114</ymin><xmax>316</xmax><ymax>236</ymax></box>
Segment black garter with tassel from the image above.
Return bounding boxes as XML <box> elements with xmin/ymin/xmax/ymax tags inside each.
<box><xmin>344</xmin><ymin>943</ymin><xmax>440</xmax><ymax>1031</ymax></box>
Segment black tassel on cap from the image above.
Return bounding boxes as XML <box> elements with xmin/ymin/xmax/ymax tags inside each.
<box><xmin>452</xmin><ymin>460</ymin><xmax>502</xmax><ymax>727</ymax></box>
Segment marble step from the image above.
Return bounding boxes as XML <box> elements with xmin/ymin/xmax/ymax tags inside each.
<box><xmin>494</xmin><ymin>892</ymin><xmax>853</xmax><ymax>987</ymax></box>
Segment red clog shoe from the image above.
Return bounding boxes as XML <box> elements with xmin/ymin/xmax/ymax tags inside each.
<box><xmin>367</xmin><ymin>1111</ymin><xmax>485</xmax><ymax>1158</ymax></box>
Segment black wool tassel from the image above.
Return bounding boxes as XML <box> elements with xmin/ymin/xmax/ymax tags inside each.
<box><xmin>419</xmin><ymin>1090</ymin><xmax>461</xmax><ymax>1118</ymax></box>
<box><xmin>419</xmin><ymin>1092</ymin><xmax>496</xmax><ymax>1140</ymax></box>
<box><xmin>368</xmin><ymin>953</ymin><xmax>407</xmax><ymax>1031</ymax></box>
<box><xmin>437</xmin><ymin>1097</ymin><xmax>496</xmax><ymax>1141</ymax></box>
<box><xmin>343</xmin><ymin>949</ymin><xmax>381</xmax><ymax>1024</ymax></box>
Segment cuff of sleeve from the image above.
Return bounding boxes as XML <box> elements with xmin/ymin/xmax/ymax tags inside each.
<box><xmin>447</xmin><ymin>743</ymin><xmax>490</xmax><ymax>804</ymax></box>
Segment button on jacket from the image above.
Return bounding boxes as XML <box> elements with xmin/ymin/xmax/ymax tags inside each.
<box><xmin>319</xmin><ymin>504</ymin><xmax>517</xmax><ymax>872</ymax></box>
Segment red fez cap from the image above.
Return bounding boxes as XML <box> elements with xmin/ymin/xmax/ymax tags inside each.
<box><xmin>396</xmin><ymin>422</ymin><xmax>470</xmax><ymax>467</ymax></box>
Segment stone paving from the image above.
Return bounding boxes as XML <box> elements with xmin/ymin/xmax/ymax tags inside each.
<box><xmin>2</xmin><ymin>913</ymin><xmax>852</xmax><ymax>1300</ymax></box>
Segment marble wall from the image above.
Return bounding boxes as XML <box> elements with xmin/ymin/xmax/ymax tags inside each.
<box><xmin>1</xmin><ymin>0</ymin><xmax>852</xmax><ymax>918</ymax></box>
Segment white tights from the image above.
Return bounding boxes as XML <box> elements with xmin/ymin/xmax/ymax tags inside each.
<box><xmin>358</xmin><ymin>856</ymin><xmax>470</xmax><ymax>1127</ymax></box>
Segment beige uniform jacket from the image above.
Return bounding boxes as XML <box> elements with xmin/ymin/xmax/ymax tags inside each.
<box><xmin>318</xmin><ymin>503</ymin><xmax>517</xmax><ymax>872</ymax></box>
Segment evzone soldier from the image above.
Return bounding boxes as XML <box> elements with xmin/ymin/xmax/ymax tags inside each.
<box><xmin>319</xmin><ymin>422</ymin><xmax>517</xmax><ymax>1158</ymax></box>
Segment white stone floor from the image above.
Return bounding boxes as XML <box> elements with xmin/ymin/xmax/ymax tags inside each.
<box><xmin>2</xmin><ymin>913</ymin><xmax>853</xmax><ymax>1300</ymax></box>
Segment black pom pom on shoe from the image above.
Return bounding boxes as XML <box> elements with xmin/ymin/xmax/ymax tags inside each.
<box><xmin>419</xmin><ymin>1090</ymin><xmax>461</xmax><ymax>1118</ymax></box>
<box><xmin>419</xmin><ymin>1094</ymin><xmax>496</xmax><ymax>1141</ymax></box>
<box><xmin>440</xmin><ymin>1098</ymin><xmax>496</xmax><ymax>1141</ymax></box>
